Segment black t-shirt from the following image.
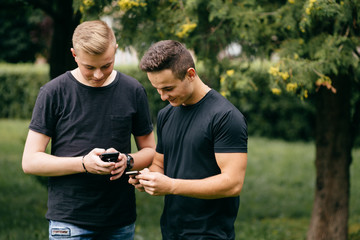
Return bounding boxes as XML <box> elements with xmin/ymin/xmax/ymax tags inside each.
<box><xmin>156</xmin><ymin>90</ymin><xmax>248</xmax><ymax>239</ymax></box>
<box><xmin>29</xmin><ymin>71</ymin><xmax>153</xmax><ymax>228</ymax></box>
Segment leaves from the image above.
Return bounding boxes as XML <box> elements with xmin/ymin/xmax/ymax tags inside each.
<box><xmin>76</xmin><ymin>0</ymin><xmax>359</xmax><ymax>98</ymax></box>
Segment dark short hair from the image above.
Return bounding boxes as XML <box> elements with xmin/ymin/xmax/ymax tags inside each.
<box><xmin>139</xmin><ymin>40</ymin><xmax>195</xmax><ymax>80</ymax></box>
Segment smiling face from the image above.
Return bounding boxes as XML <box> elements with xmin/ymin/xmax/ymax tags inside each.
<box><xmin>72</xmin><ymin>46</ymin><xmax>116</xmax><ymax>87</ymax></box>
<box><xmin>147</xmin><ymin>69</ymin><xmax>198</xmax><ymax>107</ymax></box>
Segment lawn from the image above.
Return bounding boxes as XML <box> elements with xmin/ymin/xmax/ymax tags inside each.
<box><xmin>0</xmin><ymin>119</ymin><xmax>359</xmax><ymax>240</ymax></box>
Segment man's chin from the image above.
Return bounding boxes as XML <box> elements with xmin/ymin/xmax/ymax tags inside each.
<box><xmin>168</xmin><ymin>101</ymin><xmax>180</xmax><ymax>107</ymax></box>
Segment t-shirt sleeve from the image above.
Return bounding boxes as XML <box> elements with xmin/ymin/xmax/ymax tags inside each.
<box><xmin>131</xmin><ymin>86</ymin><xmax>153</xmax><ymax>136</ymax></box>
<box><xmin>29</xmin><ymin>86</ymin><xmax>57</xmax><ymax>137</ymax></box>
<box><xmin>213</xmin><ymin>110</ymin><xmax>248</xmax><ymax>153</ymax></box>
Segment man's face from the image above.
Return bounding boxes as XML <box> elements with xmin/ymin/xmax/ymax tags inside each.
<box><xmin>72</xmin><ymin>46</ymin><xmax>116</xmax><ymax>87</ymax></box>
<box><xmin>147</xmin><ymin>69</ymin><xmax>195</xmax><ymax>107</ymax></box>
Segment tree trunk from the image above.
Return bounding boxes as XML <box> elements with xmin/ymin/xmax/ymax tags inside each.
<box><xmin>307</xmin><ymin>73</ymin><xmax>352</xmax><ymax>240</ymax></box>
<box><xmin>49</xmin><ymin>0</ymin><xmax>80</xmax><ymax>79</ymax></box>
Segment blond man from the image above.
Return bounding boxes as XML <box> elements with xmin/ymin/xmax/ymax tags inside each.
<box><xmin>22</xmin><ymin>20</ymin><xmax>155</xmax><ymax>239</ymax></box>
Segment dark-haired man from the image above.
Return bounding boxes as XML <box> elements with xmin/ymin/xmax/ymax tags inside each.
<box><xmin>130</xmin><ymin>40</ymin><xmax>248</xmax><ymax>239</ymax></box>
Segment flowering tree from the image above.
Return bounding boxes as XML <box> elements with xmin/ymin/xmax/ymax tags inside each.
<box><xmin>77</xmin><ymin>0</ymin><xmax>359</xmax><ymax>239</ymax></box>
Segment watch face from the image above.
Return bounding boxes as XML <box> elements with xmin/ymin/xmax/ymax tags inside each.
<box><xmin>127</xmin><ymin>154</ymin><xmax>134</xmax><ymax>170</ymax></box>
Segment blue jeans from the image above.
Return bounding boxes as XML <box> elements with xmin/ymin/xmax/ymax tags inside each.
<box><xmin>49</xmin><ymin>220</ymin><xmax>135</xmax><ymax>240</ymax></box>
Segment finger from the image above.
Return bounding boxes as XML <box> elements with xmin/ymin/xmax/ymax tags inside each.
<box><xmin>128</xmin><ymin>177</ymin><xmax>139</xmax><ymax>184</ymax></box>
<box><xmin>114</xmin><ymin>158</ymin><xmax>126</xmax><ymax>169</ymax></box>
<box><xmin>144</xmin><ymin>187</ymin><xmax>156</xmax><ymax>195</ymax></box>
<box><xmin>105</xmin><ymin>147</ymin><xmax>117</xmax><ymax>152</ymax></box>
<box><xmin>111</xmin><ymin>168</ymin><xmax>124</xmax><ymax>176</ymax></box>
<box><xmin>93</xmin><ymin>148</ymin><xmax>106</xmax><ymax>155</ymax></box>
<box><xmin>110</xmin><ymin>171</ymin><xmax>124</xmax><ymax>181</ymax></box>
<box><xmin>140</xmin><ymin>168</ymin><xmax>150</xmax><ymax>173</ymax></box>
<box><xmin>139</xmin><ymin>179</ymin><xmax>154</xmax><ymax>188</ymax></box>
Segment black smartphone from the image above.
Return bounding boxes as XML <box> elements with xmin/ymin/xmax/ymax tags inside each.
<box><xmin>125</xmin><ymin>170</ymin><xmax>140</xmax><ymax>175</ymax></box>
<box><xmin>100</xmin><ymin>152</ymin><xmax>119</xmax><ymax>162</ymax></box>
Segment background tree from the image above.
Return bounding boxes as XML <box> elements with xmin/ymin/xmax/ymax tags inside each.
<box><xmin>0</xmin><ymin>0</ymin><xmax>51</xmax><ymax>63</ymax></box>
<box><xmin>78</xmin><ymin>1</ymin><xmax>360</xmax><ymax>239</ymax></box>
<box><xmin>17</xmin><ymin>0</ymin><xmax>82</xmax><ymax>79</ymax></box>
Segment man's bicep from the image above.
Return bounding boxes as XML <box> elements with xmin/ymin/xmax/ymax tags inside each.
<box><xmin>24</xmin><ymin>130</ymin><xmax>51</xmax><ymax>153</ymax></box>
<box><xmin>215</xmin><ymin>152</ymin><xmax>247</xmax><ymax>179</ymax></box>
<box><xmin>134</xmin><ymin>131</ymin><xmax>156</xmax><ymax>150</ymax></box>
<box><xmin>149</xmin><ymin>152</ymin><xmax>164</xmax><ymax>173</ymax></box>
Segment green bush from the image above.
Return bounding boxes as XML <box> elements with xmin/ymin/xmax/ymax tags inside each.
<box><xmin>224</xmin><ymin>60</ymin><xmax>316</xmax><ymax>141</ymax></box>
<box><xmin>0</xmin><ymin>64</ymin><xmax>49</xmax><ymax>118</ymax></box>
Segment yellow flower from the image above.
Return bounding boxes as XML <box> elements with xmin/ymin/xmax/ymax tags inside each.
<box><xmin>271</xmin><ymin>88</ymin><xmax>281</xmax><ymax>95</ymax></box>
<box><xmin>226</xmin><ymin>69</ymin><xmax>235</xmax><ymax>77</ymax></box>
<box><xmin>269</xmin><ymin>66</ymin><xmax>279</xmax><ymax>76</ymax></box>
<box><xmin>176</xmin><ymin>22</ymin><xmax>197</xmax><ymax>38</ymax></box>
<box><xmin>220</xmin><ymin>90</ymin><xmax>228</xmax><ymax>97</ymax></box>
<box><xmin>286</xmin><ymin>83</ymin><xmax>298</xmax><ymax>92</ymax></box>
<box><xmin>304</xmin><ymin>89</ymin><xmax>308</xmax><ymax>98</ymax></box>
<box><xmin>118</xmin><ymin>0</ymin><xmax>146</xmax><ymax>11</ymax></box>
<box><xmin>306</xmin><ymin>7</ymin><xmax>311</xmax><ymax>15</ymax></box>
<box><xmin>280</xmin><ymin>72</ymin><xmax>290</xmax><ymax>80</ymax></box>
<box><xmin>294</xmin><ymin>53</ymin><xmax>299</xmax><ymax>60</ymax></box>
<box><xmin>309</xmin><ymin>0</ymin><xmax>316</xmax><ymax>3</ymax></box>
<box><xmin>83</xmin><ymin>0</ymin><xmax>94</xmax><ymax>6</ymax></box>
<box><xmin>288</xmin><ymin>0</ymin><xmax>295</xmax><ymax>3</ymax></box>
<box><xmin>220</xmin><ymin>76</ymin><xmax>226</xmax><ymax>84</ymax></box>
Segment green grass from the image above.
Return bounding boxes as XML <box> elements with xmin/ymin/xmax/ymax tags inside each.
<box><xmin>0</xmin><ymin>119</ymin><xmax>359</xmax><ymax>240</ymax></box>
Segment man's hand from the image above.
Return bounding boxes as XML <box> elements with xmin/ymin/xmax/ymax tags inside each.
<box><xmin>128</xmin><ymin>168</ymin><xmax>148</xmax><ymax>192</ymax></box>
<box><xmin>105</xmin><ymin>148</ymin><xmax>127</xmax><ymax>181</ymax></box>
<box><xmin>83</xmin><ymin>148</ymin><xmax>126</xmax><ymax>180</ymax></box>
<box><xmin>135</xmin><ymin>169</ymin><xmax>173</xmax><ymax>196</ymax></box>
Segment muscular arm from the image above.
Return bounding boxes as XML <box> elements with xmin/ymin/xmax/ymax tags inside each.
<box><xmin>137</xmin><ymin>152</ymin><xmax>247</xmax><ymax>199</ymax></box>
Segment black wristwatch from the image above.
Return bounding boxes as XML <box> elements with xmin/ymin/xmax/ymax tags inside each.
<box><xmin>125</xmin><ymin>154</ymin><xmax>134</xmax><ymax>171</ymax></box>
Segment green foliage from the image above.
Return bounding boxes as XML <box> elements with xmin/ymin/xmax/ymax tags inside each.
<box><xmin>0</xmin><ymin>0</ymin><xmax>50</xmax><ymax>63</ymax></box>
<box><xmin>220</xmin><ymin>59</ymin><xmax>316</xmax><ymax>141</ymax></box>
<box><xmin>1</xmin><ymin>119</ymin><xmax>360</xmax><ymax>239</ymax></box>
<box><xmin>0</xmin><ymin>64</ymin><xmax>49</xmax><ymax>118</ymax></box>
<box><xmin>266</xmin><ymin>0</ymin><xmax>359</xmax><ymax>98</ymax></box>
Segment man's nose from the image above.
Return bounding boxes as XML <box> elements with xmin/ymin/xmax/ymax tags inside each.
<box><xmin>158</xmin><ymin>89</ymin><xmax>168</xmax><ymax>101</ymax></box>
<box><xmin>94</xmin><ymin>69</ymin><xmax>104</xmax><ymax>79</ymax></box>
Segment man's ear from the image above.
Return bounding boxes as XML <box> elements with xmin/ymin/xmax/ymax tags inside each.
<box><xmin>187</xmin><ymin>68</ymin><xmax>196</xmax><ymax>79</ymax></box>
<box><xmin>70</xmin><ymin>48</ymin><xmax>76</xmax><ymax>58</ymax></box>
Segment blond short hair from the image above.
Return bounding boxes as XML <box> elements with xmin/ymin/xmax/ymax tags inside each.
<box><xmin>72</xmin><ymin>20</ymin><xmax>116</xmax><ymax>55</ymax></box>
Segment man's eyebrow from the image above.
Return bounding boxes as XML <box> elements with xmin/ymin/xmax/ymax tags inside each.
<box><xmin>160</xmin><ymin>86</ymin><xmax>174</xmax><ymax>90</ymax></box>
<box><xmin>83</xmin><ymin>62</ymin><xmax>112</xmax><ymax>68</ymax></box>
